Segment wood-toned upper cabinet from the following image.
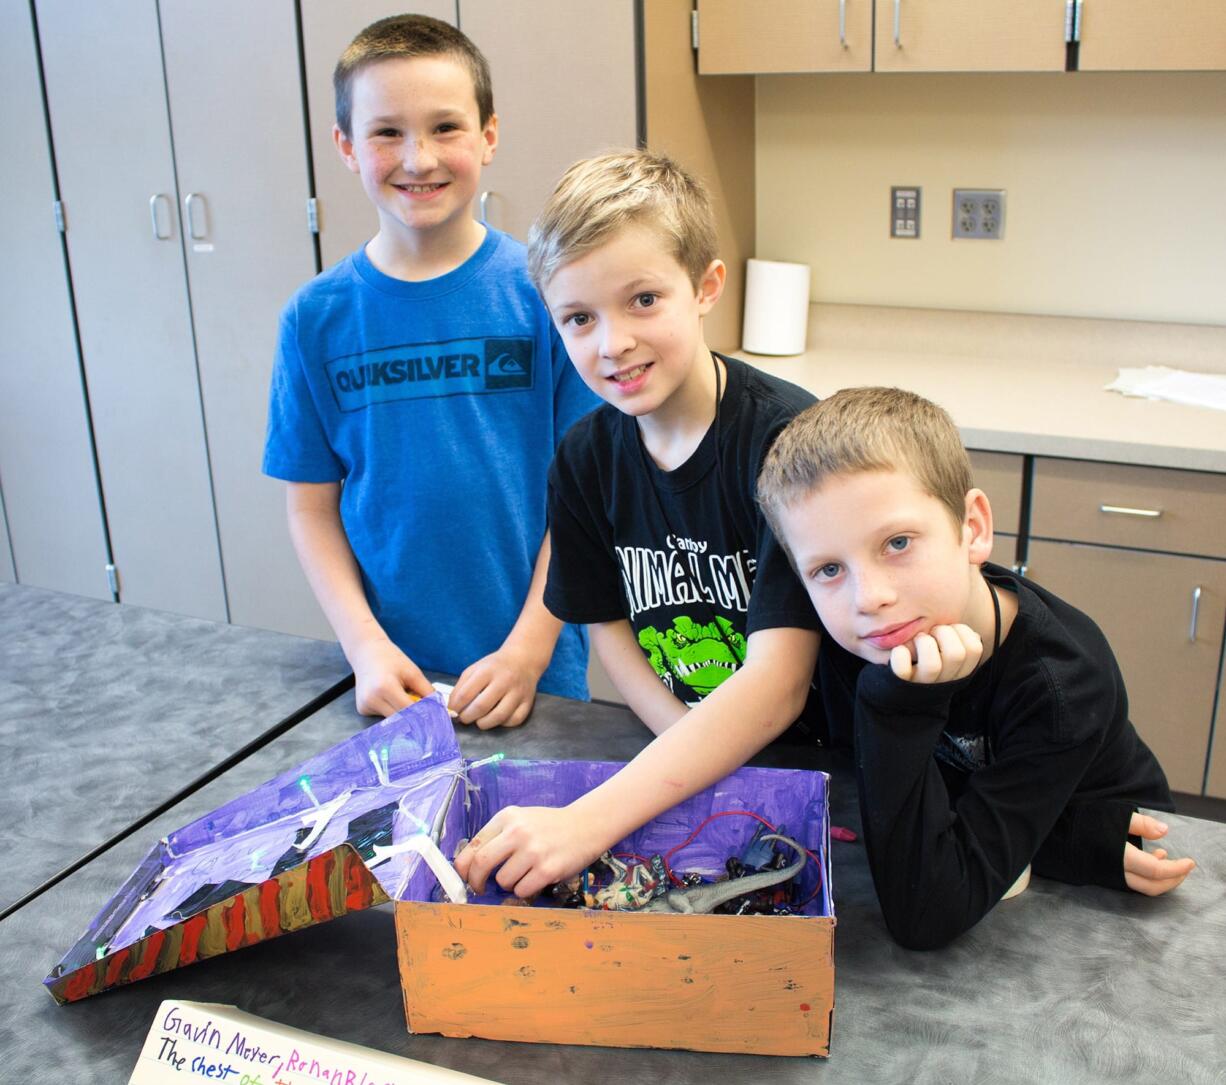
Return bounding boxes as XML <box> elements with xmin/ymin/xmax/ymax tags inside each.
<box><xmin>697</xmin><ymin>0</ymin><xmax>873</xmax><ymax>74</ymax></box>
<box><xmin>1076</xmin><ymin>0</ymin><xmax>1226</xmax><ymax>71</ymax></box>
<box><xmin>875</xmin><ymin>0</ymin><xmax>1070</xmax><ymax>72</ymax></box>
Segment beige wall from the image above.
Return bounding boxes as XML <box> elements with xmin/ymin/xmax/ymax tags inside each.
<box><xmin>755</xmin><ymin>72</ymin><xmax>1226</xmax><ymax>325</ymax></box>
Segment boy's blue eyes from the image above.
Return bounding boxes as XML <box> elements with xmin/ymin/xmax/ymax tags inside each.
<box><xmin>811</xmin><ymin>537</ymin><xmax>909</xmax><ymax>581</ymax></box>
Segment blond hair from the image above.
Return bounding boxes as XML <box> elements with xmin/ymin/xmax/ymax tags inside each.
<box><xmin>758</xmin><ymin>387</ymin><xmax>974</xmax><ymax>543</ymax></box>
<box><xmin>528</xmin><ymin>149</ymin><xmax>718</xmax><ymax>290</ymax></box>
<box><xmin>334</xmin><ymin>15</ymin><xmax>493</xmax><ymax>137</ymax></box>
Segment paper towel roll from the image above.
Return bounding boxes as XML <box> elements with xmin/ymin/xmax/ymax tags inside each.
<box><xmin>741</xmin><ymin>258</ymin><xmax>811</xmax><ymax>356</ymax></box>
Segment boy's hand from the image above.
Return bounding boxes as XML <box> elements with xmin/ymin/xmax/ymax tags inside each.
<box><xmin>453</xmin><ymin>804</ymin><xmax>600</xmax><ymax>898</ymax></box>
<box><xmin>1124</xmin><ymin>813</ymin><xmax>1196</xmax><ymax>896</ymax></box>
<box><xmin>448</xmin><ymin>644</ymin><xmax>544</xmax><ymax>729</ymax></box>
<box><xmin>348</xmin><ymin>636</ymin><xmax>434</xmax><ymax>717</ymax></box>
<box><xmin>889</xmin><ymin>624</ymin><xmax>983</xmax><ymax>684</ymax></box>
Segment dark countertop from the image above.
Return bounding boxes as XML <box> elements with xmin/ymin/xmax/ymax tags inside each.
<box><xmin>0</xmin><ymin>583</ymin><xmax>349</xmax><ymax>913</ymax></box>
<box><xmin>1</xmin><ymin>586</ymin><xmax>1223</xmax><ymax>1082</ymax></box>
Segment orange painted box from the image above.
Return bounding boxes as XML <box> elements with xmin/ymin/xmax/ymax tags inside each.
<box><xmin>394</xmin><ymin>757</ymin><xmax>835</xmax><ymax>1057</ymax></box>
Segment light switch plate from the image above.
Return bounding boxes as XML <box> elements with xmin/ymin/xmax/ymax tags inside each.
<box><xmin>891</xmin><ymin>186</ymin><xmax>921</xmax><ymax>239</ymax></box>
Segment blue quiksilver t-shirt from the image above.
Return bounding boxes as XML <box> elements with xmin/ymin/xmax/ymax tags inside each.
<box><xmin>263</xmin><ymin>227</ymin><xmax>596</xmax><ymax>698</ymax></box>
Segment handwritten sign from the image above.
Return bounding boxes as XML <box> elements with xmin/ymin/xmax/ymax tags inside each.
<box><xmin>129</xmin><ymin>1001</ymin><xmax>504</xmax><ymax>1085</ymax></box>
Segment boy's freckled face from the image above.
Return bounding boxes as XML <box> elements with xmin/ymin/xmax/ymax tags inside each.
<box><xmin>542</xmin><ymin>225</ymin><xmax>719</xmax><ymax>420</ymax></box>
<box><xmin>775</xmin><ymin>469</ymin><xmax>975</xmax><ymax>664</ymax></box>
<box><xmin>337</xmin><ymin>55</ymin><xmax>496</xmax><ymax>244</ymax></box>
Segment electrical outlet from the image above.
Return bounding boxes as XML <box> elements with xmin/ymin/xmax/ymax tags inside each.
<box><xmin>952</xmin><ymin>189</ymin><xmax>1005</xmax><ymax>239</ymax></box>
<box><xmin>891</xmin><ymin>186</ymin><xmax>921</xmax><ymax>238</ymax></box>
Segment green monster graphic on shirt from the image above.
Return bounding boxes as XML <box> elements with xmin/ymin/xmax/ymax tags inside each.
<box><xmin>637</xmin><ymin>616</ymin><xmax>747</xmax><ymax>699</ymax></box>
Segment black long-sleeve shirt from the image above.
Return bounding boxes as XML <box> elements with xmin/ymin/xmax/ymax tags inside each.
<box><xmin>817</xmin><ymin>564</ymin><xmax>1173</xmax><ymax>950</ymax></box>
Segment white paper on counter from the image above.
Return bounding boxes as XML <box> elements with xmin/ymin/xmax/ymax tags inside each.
<box><xmin>130</xmin><ymin>1001</ymin><xmax>506</xmax><ymax>1084</ymax></box>
<box><xmin>1105</xmin><ymin>366</ymin><xmax>1226</xmax><ymax>412</ymax></box>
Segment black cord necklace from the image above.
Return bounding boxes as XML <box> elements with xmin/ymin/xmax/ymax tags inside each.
<box><xmin>633</xmin><ymin>354</ymin><xmax>747</xmax><ymax>696</ymax></box>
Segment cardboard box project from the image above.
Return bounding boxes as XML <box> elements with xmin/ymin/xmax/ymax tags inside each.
<box><xmin>395</xmin><ymin>755</ymin><xmax>835</xmax><ymax>1057</ymax></box>
<box><xmin>48</xmin><ymin>696</ymin><xmax>834</xmax><ymax>1057</ymax></box>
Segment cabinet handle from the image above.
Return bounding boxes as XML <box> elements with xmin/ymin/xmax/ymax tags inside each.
<box><xmin>1189</xmin><ymin>586</ymin><xmax>1202</xmax><ymax>643</ymax></box>
<box><xmin>839</xmin><ymin>0</ymin><xmax>847</xmax><ymax>47</ymax></box>
<box><xmin>184</xmin><ymin>192</ymin><xmax>208</xmax><ymax>240</ymax></box>
<box><xmin>479</xmin><ymin>190</ymin><xmax>492</xmax><ymax>224</ymax></box>
<box><xmin>893</xmin><ymin>0</ymin><xmax>901</xmax><ymax>47</ymax></box>
<box><xmin>1064</xmin><ymin>1</ymin><xmax>1075</xmax><ymax>43</ymax></box>
<box><xmin>149</xmin><ymin>194</ymin><xmax>172</xmax><ymax>240</ymax></box>
<box><xmin>1073</xmin><ymin>0</ymin><xmax>1083</xmax><ymax>43</ymax></box>
<box><xmin>1099</xmin><ymin>504</ymin><xmax>1162</xmax><ymax>519</ymax></box>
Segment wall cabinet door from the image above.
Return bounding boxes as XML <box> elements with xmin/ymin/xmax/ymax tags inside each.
<box><xmin>697</xmin><ymin>0</ymin><xmax>873</xmax><ymax>74</ymax></box>
<box><xmin>0</xmin><ymin>0</ymin><xmax>110</xmax><ymax>599</ymax></box>
<box><xmin>875</xmin><ymin>0</ymin><xmax>1069</xmax><ymax>72</ymax></box>
<box><xmin>159</xmin><ymin>0</ymin><xmax>328</xmax><ymax>638</ymax></box>
<box><xmin>302</xmin><ymin>1</ymin><xmax>457</xmax><ymax>270</ymax></box>
<box><xmin>1077</xmin><ymin>0</ymin><xmax>1226</xmax><ymax>72</ymax></box>
<box><xmin>35</xmin><ymin>0</ymin><xmax>226</xmax><ymax>620</ymax></box>
<box><xmin>459</xmin><ymin>0</ymin><xmax>639</xmax><ymax>242</ymax></box>
<box><xmin>1026</xmin><ymin>540</ymin><xmax>1225</xmax><ymax>795</ymax></box>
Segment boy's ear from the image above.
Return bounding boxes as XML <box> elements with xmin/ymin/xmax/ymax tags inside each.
<box><xmin>964</xmin><ymin>488</ymin><xmax>994</xmax><ymax>566</ymax></box>
<box><xmin>696</xmin><ymin>259</ymin><xmax>726</xmax><ymax>315</ymax></box>
<box><xmin>481</xmin><ymin>113</ymin><xmax>499</xmax><ymax>165</ymax></box>
<box><xmin>333</xmin><ymin>124</ymin><xmax>360</xmax><ymax>174</ymax></box>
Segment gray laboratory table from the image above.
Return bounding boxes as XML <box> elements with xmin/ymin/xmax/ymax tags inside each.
<box><xmin>2</xmin><ymin>594</ymin><xmax>1224</xmax><ymax>1082</ymax></box>
<box><xmin>0</xmin><ymin>583</ymin><xmax>349</xmax><ymax>914</ymax></box>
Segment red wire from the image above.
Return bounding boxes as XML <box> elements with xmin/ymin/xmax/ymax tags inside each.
<box><xmin>658</xmin><ymin>809</ymin><xmax>827</xmax><ymax>909</ymax></box>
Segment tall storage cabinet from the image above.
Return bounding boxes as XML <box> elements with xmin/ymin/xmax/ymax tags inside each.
<box><xmin>35</xmin><ymin>0</ymin><xmax>227</xmax><ymax>621</ymax></box>
<box><xmin>301</xmin><ymin>1</ymin><xmax>457</xmax><ymax>270</ymax></box>
<box><xmin>158</xmin><ymin>0</ymin><xmax>327</xmax><ymax>638</ymax></box>
<box><xmin>35</xmin><ymin>0</ymin><xmax>329</xmax><ymax>636</ymax></box>
<box><xmin>1</xmin><ymin>0</ymin><xmax>111</xmax><ymax>600</ymax></box>
<box><xmin>460</xmin><ymin>0</ymin><xmax>639</xmax><ymax>242</ymax></box>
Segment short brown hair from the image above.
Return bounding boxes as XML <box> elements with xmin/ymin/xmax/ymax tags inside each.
<box><xmin>334</xmin><ymin>15</ymin><xmax>494</xmax><ymax>137</ymax></box>
<box><xmin>757</xmin><ymin>387</ymin><xmax>974</xmax><ymax>545</ymax></box>
<box><xmin>527</xmin><ymin>149</ymin><xmax>718</xmax><ymax>291</ymax></box>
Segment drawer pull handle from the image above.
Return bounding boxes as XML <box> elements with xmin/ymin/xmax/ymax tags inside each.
<box><xmin>1189</xmin><ymin>586</ymin><xmax>1202</xmax><ymax>643</ymax></box>
<box><xmin>839</xmin><ymin>0</ymin><xmax>847</xmax><ymax>47</ymax></box>
<box><xmin>1099</xmin><ymin>504</ymin><xmax>1161</xmax><ymax>519</ymax></box>
<box><xmin>893</xmin><ymin>0</ymin><xmax>902</xmax><ymax>47</ymax></box>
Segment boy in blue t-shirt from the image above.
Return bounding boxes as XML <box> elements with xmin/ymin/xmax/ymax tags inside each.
<box><xmin>263</xmin><ymin>16</ymin><xmax>596</xmax><ymax>725</ymax></box>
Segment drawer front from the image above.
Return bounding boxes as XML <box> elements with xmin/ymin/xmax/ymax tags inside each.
<box><xmin>1031</xmin><ymin>458</ymin><xmax>1226</xmax><ymax>558</ymax></box>
<box><xmin>968</xmin><ymin>450</ymin><xmax>1024</xmax><ymax>537</ymax></box>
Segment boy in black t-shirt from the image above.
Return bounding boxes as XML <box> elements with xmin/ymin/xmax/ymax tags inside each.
<box><xmin>455</xmin><ymin>150</ymin><xmax>820</xmax><ymax>899</ymax></box>
<box><xmin>757</xmin><ymin>386</ymin><xmax>1195</xmax><ymax>949</ymax></box>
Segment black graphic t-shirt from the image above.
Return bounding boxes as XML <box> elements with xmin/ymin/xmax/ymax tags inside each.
<box><xmin>545</xmin><ymin>355</ymin><xmax>819</xmax><ymax>706</ymax></box>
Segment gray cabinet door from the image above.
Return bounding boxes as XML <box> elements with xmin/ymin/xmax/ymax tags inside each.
<box><xmin>0</xmin><ymin>0</ymin><xmax>110</xmax><ymax>599</ymax></box>
<box><xmin>459</xmin><ymin>0</ymin><xmax>639</xmax><ymax>242</ymax></box>
<box><xmin>35</xmin><ymin>0</ymin><xmax>227</xmax><ymax>619</ymax></box>
<box><xmin>302</xmin><ymin>1</ymin><xmax>457</xmax><ymax>270</ymax></box>
<box><xmin>159</xmin><ymin>0</ymin><xmax>328</xmax><ymax>638</ymax></box>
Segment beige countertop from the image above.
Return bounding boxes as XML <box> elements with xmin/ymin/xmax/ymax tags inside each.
<box><xmin>737</xmin><ymin>304</ymin><xmax>1226</xmax><ymax>474</ymax></box>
